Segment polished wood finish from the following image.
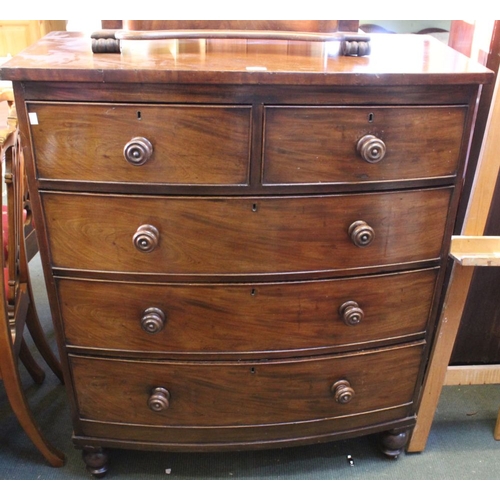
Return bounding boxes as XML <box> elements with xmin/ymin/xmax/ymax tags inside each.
<box><xmin>98</xmin><ymin>29</ymin><xmax>368</xmax><ymax>43</ymax></box>
<box><xmin>29</xmin><ymin>103</ymin><xmax>252</xmax><ymax>185</ymax></box>
<box><xmin>57</xmin><ymin>269</ymin><xmax>437</xmax><ymax>357</ymax></box>
<box><xmin>81</xmin><ymin>446</ymin><xmax>108</xmax><ymax>478</ymax></box>
<box><xmin>262</xmin><ymin>106</ymin><xmax>466</xmax><ymax>185</ymax></box>
<box><xmin>90</xmin><ymin>29</ymin><xmax>371</xmax><ymax>56</ymax></box>
<box><xmin>0</xmin><ymin>30</ymin><xmax>491</xmax><ymax>475</ymax></box>
<box><xmin>121</xmin><ymin>20</ymin><xmax>359</xmax><ymax>33</ymax></box>
<box><xmin>0</xmin><ymin>32</ymin><xmax>490</xmax><ymax>86</ymax></box>
<box><xmin>379</xmin><ymin>429</ymin><xmax>410</xmax><ymax>458</ymax></box>
<box><xmin>76</xmin><ymin>407</ymin><xmax>416</xmax><ymax>450</ymax></box>
<box><xmin>70</xmin><ymin>342</ymin><xmax>423</xmax><ymax>429</ymax></box>
<box><xmin>41</xmin><ymin>189</ymin><xmax>451</xmax><ymax>276</ymax></box>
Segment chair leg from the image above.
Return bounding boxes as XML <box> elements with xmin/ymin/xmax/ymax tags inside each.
<box><xmin>26</xmin><ymin>301</ymin><xmax>64</xmax><ymax>384</ymax></box>
<box><xmin>2</xmin><ymin>358</ymin><xmax>66</xmax><ymax>467</ymax></box>
<box><xmin>19</xmin><ymin>338</ymin><xmax>45</xmax><ymax>384</ymax></box>
<box><xmin>23</xmin><ymin>261</ymin><xmax>64</xmax><ymax>384</ymax></box>
<box><xmin>1</xmin><ymin>318</ymin><xmax>66</xmax><ymax>467</ymax></box>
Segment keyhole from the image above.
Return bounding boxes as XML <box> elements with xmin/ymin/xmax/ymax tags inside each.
<box><xmin>251</xmin><ymin>288</ymin><xmax>257</xmax><ymax>297</ymax></box>
<box><xmin>250</xmin><ymin>367</ymin><xmax>256</xmax><ymax>374</ymax></box>
<box><xmin>368</xmin><ymin>113</ymin><xmax>374</xmax><ymax>123</ymax></box>
<box><xmin>137</xmin><ymin>111</ymin><xmax>142</xmax><ymax>120</ymax></box>
<box><xmin>252</xmin><ymin>203</ymin><xmax>258</xmax><ymax>212</ymax></box>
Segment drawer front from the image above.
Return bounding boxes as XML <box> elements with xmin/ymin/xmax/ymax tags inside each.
<box><xmin>70</xmin><ymin>342</ymin><xmax>423</xmax><ymax>427</ymax></box>
<box><xmin>263</xmin><ymin>106</ymin><xmax>466</xmax><ymax>184</ymax></box>
<box><xmin>28</xmin><ymin>103</ymin><xmax>251</xmax><ymax>185</ymax></box>
<box><xmin>58</xmin><ymin>269</ymin><xmax>437</xmax><ymax>355</ymax></box>
<box><xmin>42</xmin><ymin>189</ymin><xmax>452</xmax><ymax>275</ymax></box>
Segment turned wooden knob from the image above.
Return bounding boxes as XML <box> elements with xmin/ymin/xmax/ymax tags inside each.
<box><xmin>339</xmin><ymin>301</ymin><xmax>364</xmax><ymax>326</ymax></box>
<box><xmin>141</xmin><ymin>307</ymin><xmax>166</xmax><ymax>334</ymax></box>
<box><xmin>341</xmin><ymin>40</ymin><xmax>371</xmax><ymax>57</ymax></box>
<box><xmin>348</xmin><ymin>220</ymin><xmax>375</xmax><ymax>247</ymax></box>
<box><xmin>133</xmin><ymin>224</ymin><xmax>159</xmax><ymax>252</ymax></box>
<box><xmin>124</xmin><ymin>137</ymin><xmax>153</xmax><ymax>166</ymax></box>
<box><xmin>356</xmin><ymin>134</ymin><xmax>386</xmax><ymax>163</ymax></box>
<box><xmin>331</xmin><ymin>379</ymin><xmax>355</xmax><ymax>404</ymax></box>
<box><xmin>148</xmin><ymin>387</ymin><xmax>170</xmax><ymax>412</ymax></box>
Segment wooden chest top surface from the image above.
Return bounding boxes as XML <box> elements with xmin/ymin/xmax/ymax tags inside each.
<box><xmin>0</xmin><ymin>31</ymin><xmax>493</xmax><ymax>85</ymax></box>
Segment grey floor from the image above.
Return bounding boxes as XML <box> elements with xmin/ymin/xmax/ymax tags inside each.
<box><xmin>1</xmin><ymin>255</ymin><xmax>500</xmax><ymax>480</ymax></box>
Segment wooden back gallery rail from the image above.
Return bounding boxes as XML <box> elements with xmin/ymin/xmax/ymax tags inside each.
<box><xmin>90</xmin><ymin>29</ymin><xmax>371</xmax><ymax>56</ymax></box>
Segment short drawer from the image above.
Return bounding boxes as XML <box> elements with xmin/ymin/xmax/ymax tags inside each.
<box><xmin>41</xmin><ymin>188</ymin><xmax>452</xmax><ymax>276</ymax></box>
<box><xmin>57</xmin><ymin>269</ymin><xmax>437</xmax><ymax>356</ymax></box>
<box><xmin>70</xmin><ymin>342</ymin><xmax>423</xmax><ymax>427</ymax></box>
<box><xmin>28</xmin><ymin>102</ymin><xmax>251</xmax><ymax>185</ymax></box>
<box><xmin>263</xmin><ymin>106</ymin><xmax>466</xmax><ymax>185</ymax></box>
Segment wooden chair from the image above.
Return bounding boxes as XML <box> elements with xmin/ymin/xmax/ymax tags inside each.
<box><xmin>0</xmin><ymin>87</ymin><xmax>65</xmax><ymax>467</ymax></box>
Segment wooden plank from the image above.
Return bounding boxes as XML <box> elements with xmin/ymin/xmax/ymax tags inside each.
<box><xmin>407</xmin><ymin>264</ymin><xmax>474</xmax><ymax>452</ymax></box>
<box><xmin>444</xmin><ymin>364</ymin><xmax>500</xmax><ymax>385</ymax></box>
<box><xmin>450</xmin><ymin>236</ymin><xmax>500</xmax><ymax>265</ymax></box>
<box><xmin>462</xmin><ymin>75</ymin><xmax>500</xmax><ymax>236</ymax></box>
<box><xmin>408</xmin><ymin>28</ymin><xmax>500</xmax><ymax>452</ymax></box>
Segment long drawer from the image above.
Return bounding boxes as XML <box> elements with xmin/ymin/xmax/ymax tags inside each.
<box><xmin>70</xmin><ymin>342</ymin><xmax>423</xmax><ymax>428</ymax></box>
<box><xmin>28</xmin><ymin>102</ymin><xmax>252</xmax><ymax>185</ymax></box>
<box><xmin>57</xmin><ymin>269</ymin><xmax>437</xmax><ymax>356</ymax></box>
<box><xmin>263</xmin><ymin>105</ymin><xmax>466</xmax><ymax>184</ymax></box>
<box><xmin>41</xmin><ymin>188</ymin><xmax>452</xmax><ymax>276</ymax></box>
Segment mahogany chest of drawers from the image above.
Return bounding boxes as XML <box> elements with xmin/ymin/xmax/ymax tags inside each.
<box><xmin>0</xmin><ymin>31</ymin><xmax>492</xmax><ymax>476</ymax></box>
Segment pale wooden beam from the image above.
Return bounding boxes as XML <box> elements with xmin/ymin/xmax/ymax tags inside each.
<box><xmin>408</xmin><ymin>40</ymin><xmax>500</xmax><ymax>452</ymax></box>
<box><xmin>444</xmin><ymin>365</ymin><xmax>500</xmax><ymax>385</ymax></box>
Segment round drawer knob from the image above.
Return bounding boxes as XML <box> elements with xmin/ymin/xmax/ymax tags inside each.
<box><xmin>124</xmin><ymin>137</ymin><xmax>153</xmax><ymax>166</ymax></box>
<box><xmin>133</xmin><ymin>224</ymin><xmax>160</xmax><ymax>253</ymax></box>
<box><xmin>331</xmin><ymin>379</ymin><xmax>355</xmax><ymax>404</ymax></box>
<box><xmin>339</xmin><ymin>301</ymin><xmax>364</xmax><ymax>326</ymax></box>
<box><xmin>148</xmin><ymin>387</ymin><xmax>170</xmax><ymax>412</ymax></box>
<box><xmin>348</xmin><ymin>220</ymin><xmax>375</xmax><ymax>247</ymax></box>
<box><xmin>356</xmin><ymin>134</ymin><xmax>386</xmax><ymax>163</ymax></box>
<box><xmin>141</xmin><ymin>307</ymin><xmax>166</xmax><ymax>334</ymax></box>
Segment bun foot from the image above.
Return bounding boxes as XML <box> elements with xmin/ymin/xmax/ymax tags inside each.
<box><xmin>82</xmin><ymin>446</ymin><xmax>109</xmax><ymax>478</ymax></box>
<box><xmin>379</xmin><ymin>429</ymin><xmax>410</xmax><ymax>459</ymax></box>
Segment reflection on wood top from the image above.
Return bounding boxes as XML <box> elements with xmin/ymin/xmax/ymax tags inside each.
<box><xmin>0</xmin><ymin>31</ymin><xmax>493</xmax><ymax>85</ymax></box>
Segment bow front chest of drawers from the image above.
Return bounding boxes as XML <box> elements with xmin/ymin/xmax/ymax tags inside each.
<box><xmin>1</xmin><ymin>31</ymin><xmax>492</xmax><ymax>476</ymax></box>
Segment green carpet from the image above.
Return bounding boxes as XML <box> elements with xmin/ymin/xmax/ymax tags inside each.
<box><xmin>1</xmin><ymin>256</ymin><xmax>499</xmax><ymax>480</ymax></box>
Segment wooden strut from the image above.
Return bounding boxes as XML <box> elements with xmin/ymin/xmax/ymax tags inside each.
<box><xmin>407</xmin><ymin>39</ymin><xmax>500</xmax><ymax>451</ymax></box>
<box><xmin>90</xmin><ymin>29</ymin><xmax>371</xmax><ymax>56</ymax></box>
